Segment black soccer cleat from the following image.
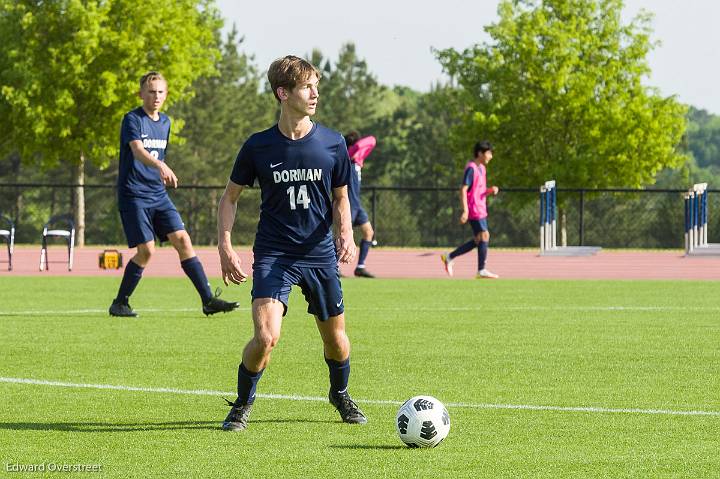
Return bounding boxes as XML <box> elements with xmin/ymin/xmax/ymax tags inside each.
<box><xmin>329</xmin><ymin>390</ymin><xmax>368</xmax><ymax>424</ymax></box>
<box><xmin>353</xmin><ymin>268</ymin><xmax>375</xmax><ymax>278</ymax></box>
<box><xmin>203</xmin><ymin>288</ymin><xmax>240</xmax><ymax>316</ymax></box>
<box><xmin>222</xmin><ymin>397</ymin><xmax>253</xmax><ymax>431</ymax></box>
<box><xmin>109</xmin><ymin>299</ymin><xmax>138</xmax><ymax>317</ymax></box>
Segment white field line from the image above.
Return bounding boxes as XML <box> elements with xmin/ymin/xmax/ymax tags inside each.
<box><xmin>0</xmin><ymin>308</ymin><xmax>250</xmax><ymax>316</ymax></box>
<box><xmin>1</xmin><ymin>306</ymin><xmax>719</xmax><ymax>316</ymax></box>
<box><xmin>1</xmin><ymin>377</ymin><xmax>718</xmax><ymax>418</ymax></box>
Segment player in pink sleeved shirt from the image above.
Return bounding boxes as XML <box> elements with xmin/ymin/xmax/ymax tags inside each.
<box><xmin>441</xmin><ymin>141</ymin><xmax>500</xmax><ymax>279</ymax></box>
<box><xmin>344</xmin><ymin>131</ymin><xmax>377</xmax><ymax>277</ymax></box>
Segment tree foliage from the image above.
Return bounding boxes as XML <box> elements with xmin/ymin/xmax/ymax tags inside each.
<box><xmin>686</xmin><ymin>107</ymin><xmax>720</xmax><ymax>170</ymax></box>
<box><xmin>165</xmin><ymin>27</ymin><xmax>276</xmax><ymax>244</ymax></box>
<box><xmin>365</xmin><ymin>85</ymin><xmax>459</xmax><ymax>188</ymax></box>
<box><xmin>0</xmin><ymin>0</ymin><xmax>221</xmax><ymax>169</ymax></box>
<box><xmin>167</xmin><ymin>26</ymin><xmax>275</xmax><ymax>185</ymax></box>
<box><xmin>309</xmin><ymin>43</ymin><xmax>387</xmax><ymax>135</ymax></box>
<box><xmin>435</xmin><ymin>0</ymin><xmax>688</xmax><ymax>189</ymax></box>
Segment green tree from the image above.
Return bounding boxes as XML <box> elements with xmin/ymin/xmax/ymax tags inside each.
<box><xmin>435</xmin><ymin>0</ymin><xmax>687</xmax><ymax>190</ymax></box>
<box><xmin>310</xmin><ymin>43</ymin><xmax>387</xmax><ymax>134</ymax></box>
<box><xmin>654</xmin><ymin>107</ymin><xmax>720</xmax><ymax>188</ymax></box>
<box><xmin>167</xmin><ymin>26</ymin><xmax>276</xmax><ymax>244</ymax></box>
<box><xmin>686</xmin><ymin>107</ymin><xmax>720</xmax><ymax>170</ymax></box>
<box><xmin>0</xmin><ymin>0</ymin><xmax>221</xmax><ymax>244</ymax></box>
<box><xmin>366</xmin><ymin>85</ymin><xmax>459</xmax><ymax>187</ymax></box>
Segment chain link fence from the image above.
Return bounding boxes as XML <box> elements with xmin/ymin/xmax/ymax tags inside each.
<box><xmin>1</xmin><ymin>183</ymin><xmax>716</xmax><ymax>249</ymax></box>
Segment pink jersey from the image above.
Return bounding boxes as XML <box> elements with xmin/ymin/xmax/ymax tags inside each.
<box><xmin>465</xmin><ymin>161</ymin><xmax>488</xmax><ymax>220</ymax></box>
<box><xmin>347</xmin><ymin>135</ymin><xmax>376</xmax><ymax>168</ymax></box>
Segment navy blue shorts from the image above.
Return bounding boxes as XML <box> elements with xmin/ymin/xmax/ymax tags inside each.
<box><xmin>119</xmin><ymin>202</ymin><xmax>185</xmax><ymax>248</ymax></box>
<box><xmin>469</xmin><ymin>218</ymin><xmax>489</xmax><ymax>236</ymax></box>
<box><xmin>251</xmin><ymin>262</ymin><xmax>344</xmax><ymax>321</ymax></box>
<box><xmin>351</xmin><ymin>207</ymin><xmax>369</xmax><ymax>227</ymax></box>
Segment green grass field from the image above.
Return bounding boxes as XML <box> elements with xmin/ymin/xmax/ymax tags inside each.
<box><xmin>1</xmin><ymin>276</ymin><xmax>719</xmax><ymax>478</ymax></box>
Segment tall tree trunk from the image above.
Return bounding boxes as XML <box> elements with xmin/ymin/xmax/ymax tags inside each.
<box><xmin>74</xmin><ymin>152</ymin><xmax>85</xmax><ymax>246</ymax></box>
<box><xmin>560</xmin><ymin>209</ymin><xmax>567</xmax><ymax>247</ymax></box>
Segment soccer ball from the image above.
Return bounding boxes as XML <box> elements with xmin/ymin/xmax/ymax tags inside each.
<box><xmin>395</xmin><ymin>395</ymin><xmax>450</xmax><ymax>448</ymax></box>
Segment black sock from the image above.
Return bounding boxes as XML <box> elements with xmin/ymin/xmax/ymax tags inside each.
<box><xmin>450</xmin><ymin>240</ymin><xmax>476</xmax><ymax>259</ymax></box>
<box><xmin>325</xmin><ymin>356</ymin><xmax>350</xmax><ymax>395</ymax></box>
<box><xmin>478</xmin><ymin>241</ymin><xmax>488</xmax><ymax>270</ymax></box>
<box><xmin>115</xmin><ymin>260</ymin><xmax>144</xmax><ymax>303</ymax></box>
<box><xmin>237</xmin><ymin>363</ymin><xmax>264</xmax><ymax>405</ymax></box>
<box><xmin>357</xmin><ymin>240</ymin><xmax>372</xmax><ymax>268</ymax></box>
<box><xmin>181</xmin><ymin>256</ymin><xmax>213</xmax><ymax>303</ymax></box>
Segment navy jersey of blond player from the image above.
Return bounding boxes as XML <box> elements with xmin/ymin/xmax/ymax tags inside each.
<box><xmin>217</xmin><ymin>56</ymin><xmax>368</xmax><ymax>431</ymax></box>
<box><xmin>108</xmin><ymin>71</ymin><xmax>239</xmax><ymax>318</ymax></box>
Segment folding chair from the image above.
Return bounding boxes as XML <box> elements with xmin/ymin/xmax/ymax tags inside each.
<box><xmin>0</xmin><ymin>213</ymin><xmax>14</xmax><ymax>271</ymax></box>
<box><xmin>39</xmin><ymin>214</ymin><xmax>75</xmax><ymax>271</ymax></box>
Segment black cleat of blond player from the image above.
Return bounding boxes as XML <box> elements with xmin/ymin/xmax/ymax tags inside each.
<box><xmin>222</xmin><ymin>397</ymin><xmax>253</xmax><ymax>431</ymax></box>
<box><xmin>203</xmin><ymin>288</ymin><xmax>240</xmax><ymax>316</ymax></box>
<box><xmin>109</xmin><ymin>299</ymin><xmax>138</xmax><ymax>317</ymax></box>
<box><xmin>329</xmin><ymin>390</ymin><xmax>368</xmax><ymax>424</ymax></box>
<box><xmin>353</xmin><ymin>268</ymin><xmax>375</xmax><ymax>278</ymax></box>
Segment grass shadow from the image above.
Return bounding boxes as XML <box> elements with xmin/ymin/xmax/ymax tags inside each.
<box><xmin>330</xmin><ymin>444</ymin><xmax>407</xmax><ymax>450</ymax></box>
<box><xmin>0</xmin><ymin>418</ymin><xmax>337</xmax><ymax>433</ymax></box>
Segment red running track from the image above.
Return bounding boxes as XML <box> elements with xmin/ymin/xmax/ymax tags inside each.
<box><xmin>1</xmin><ymin>246</ymin><xmax>718</xmax><ymax>280</ymax></box>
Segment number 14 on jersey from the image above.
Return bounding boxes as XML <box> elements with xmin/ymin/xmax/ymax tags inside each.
<box><xmin>286</xmin><ymin>185</ymin><xmax>311</xmax><ymax>210</ymax></box>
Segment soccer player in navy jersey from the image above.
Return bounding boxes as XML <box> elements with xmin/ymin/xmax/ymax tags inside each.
<box><xmin>217</xmin><ymin>56</ymin><xmax>367</xmax><ymax>431</ymax></box>
<box><xmin>109</xmin><ymin>71</ymin><xmax>239</xmax><ymax>317</ymax></box>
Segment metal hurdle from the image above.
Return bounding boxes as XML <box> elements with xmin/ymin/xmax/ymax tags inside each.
<box><xmin>539</xmin><ymin>180</ymin><xmax>557</xmax><ymax>252</ymax></box>
<box><xmin>684</xmin><ymin>182</ymin><xmax>720</xmax><ymax>255</ymax></box>
<box><xmin>539</xmin><ymin>180</ymin><xmax>601</xmax><ymax>256</ymax></box>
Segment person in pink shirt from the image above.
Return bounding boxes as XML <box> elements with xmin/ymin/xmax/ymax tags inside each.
<box><xmin>441</xmin><ymin>141</ymin><xmax>500</xmax><ymax>278</ymax></box>
<box><xmin>344</xmin><ymin>131</ymin><xmax>377</xmax><ymax>277</ymax></box>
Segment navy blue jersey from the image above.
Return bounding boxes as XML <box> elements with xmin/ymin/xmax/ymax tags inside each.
<box><xmin>463</xmin><ymin>166</ymin><xmax>475</xmax><ymax>187</ymax></box>
<box><xmin>117</xmin><ymin>107</ymin><xmax>171</xmax><ymax>209</ymax></box>
<box><xmin>348</xmin><ymin>162</ymin><xmax>362</xmax><ymax>212</ymax></box>
<box><xmin>230</xmin><ymin>123</ymin><xmax>351</xmax><ymax>267</ymax></box>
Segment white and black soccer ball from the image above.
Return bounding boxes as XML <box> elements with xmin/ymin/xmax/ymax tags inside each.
<box><xmin>395</xmin><ymin>395</ymin><xmax>450</xmax><ymax>448</ymax></box>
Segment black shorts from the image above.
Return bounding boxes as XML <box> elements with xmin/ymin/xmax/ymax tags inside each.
<box><xmin>251</xmin><ymin>262</ymin><xmax>344</xmax><ymax>321</ymax></box>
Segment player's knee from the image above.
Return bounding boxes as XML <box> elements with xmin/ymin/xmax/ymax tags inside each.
<box><xmin>364</xmin><ymin>223</ymin><xmax>374</xmax><ymax>240</ymax></box>
<box><xmin>135</xmin><ymin>245</ymin><xmax>154</xmax><ymax>263</ymax></box>
<box><xmin>325</xmin><ymin>331</ymin><xmax>349</xmax><ymax>352</ymax></box>
<box><xmin>254</xmin><ymin>332</ymin><xmax>279</xmax><ymax>354</ymax></box>
<box><xmin>482</xmin><ymin>231</ymin><xmax>490</xmax><ymax>243</ymax></box>
<box><xmin>173</xmin><ymin>231</ymin><xmax>193</xmax><ymax>251</ymax></box>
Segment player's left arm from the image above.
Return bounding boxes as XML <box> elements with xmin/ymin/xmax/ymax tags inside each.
<box><xmin>332</xmin><ymin>185</ymin><xmax>356</xmax><ymax>264</ymax></box>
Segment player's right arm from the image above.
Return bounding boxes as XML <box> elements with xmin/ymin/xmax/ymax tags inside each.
<box><xmin>217</xmin><ymin>180</ymin><xmax>248</xmax><ymax>285</ymax></box>
<box><xmin>459</xmin><ymin>185</ymin><xmax>469</xmax><ymax>224</ymax></box>
<box><xmin>129</xmin><ymin>140</ymin><xmax>178</xmax><ymax>188</ymax></box>
<box><xmin>459</xmin><ymin>166</ymin><xmax>474</xmax><ymax>224</ymax></box>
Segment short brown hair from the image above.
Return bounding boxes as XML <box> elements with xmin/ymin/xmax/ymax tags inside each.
<box><xmin>139</xmin><ymin>71</ymin><xmax>166</xmax><ymax>90</ymax></box>
<box><xmin>267</xmin><ymin>56</ymin><xmax>320</xmax><ymax>102</ymax></box>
